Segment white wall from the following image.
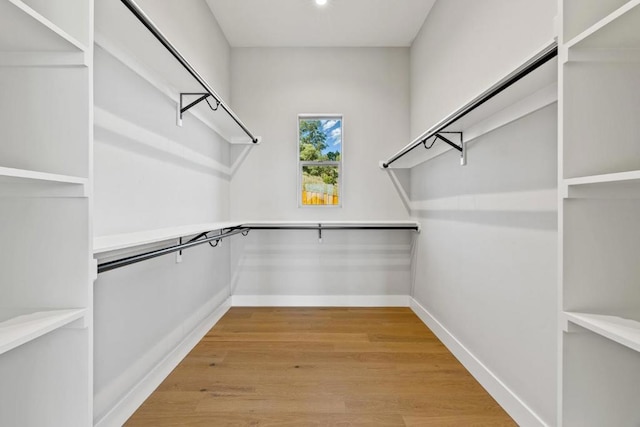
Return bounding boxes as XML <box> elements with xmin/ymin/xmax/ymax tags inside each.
<box><xmin>92</xmin><ymin>1</ymin><xmax>234</xmax><ymax>424</ymax></box>
<box><xmin>411</xmin><ymin>0</ymin><xmax>557</xmax><ymax>138</ymax></box>
<box><xmin>230</xmin><ymin>229</ymin><xmax>414</xmax><ymax>304</ymax></box>
<box><xmin>227</xmin><ymin>48</ymin><xmax>414</xmax><ymax>302</ymax></box>
<box><xmin>230</xmin><ymin>47</ymin><xmax>411</xmax><ymax>220</ymax></box>
<box><xmin>409</xmin><ymin>1</ymin><xmax>558</xmax><ymax>425</ymax></box>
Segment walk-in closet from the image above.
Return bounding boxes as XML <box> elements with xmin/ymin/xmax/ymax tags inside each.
<box><xmin>1</xmin><ymin>0</ymin><xmax>638</xmax><ymax>425</ymax></box>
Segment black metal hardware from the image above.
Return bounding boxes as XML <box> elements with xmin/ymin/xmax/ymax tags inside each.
<box><xmin>98</xmin><ymin>227</ymin><xmax>249</xmax><ymax>273</ymax></box>
<box><xmin>97</xmin><ymin>224</ymin><xmax>419</xmax><ymax>274</ymax></box>
<box><xmin>120</xmin><ymin>0</ymin><xmax>259</xmax><ymax>143</ymax></box>
<box><xmin>382</xmin><ymin>41</ymin><xmax>558</xmax><ymax>168</ymax></box>
<box><xmin>421</xmin><ymin>132</ymin><xmax>463</xmax><ymax>153</ymax></box>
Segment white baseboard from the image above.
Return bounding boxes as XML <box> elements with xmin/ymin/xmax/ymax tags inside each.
<box><xmin>94</xmin><ymin>296</ymin><xmax>232</xmax><ymax>427</ymax></box>
<box><xmin>232</xmin><ymin>294</ymin><xmax>410</xmax><ymax>307</ymax></box>
<box><xmin>409</xmin><ymin>298</ymin><xmax>547</xmax><ymax>427</ymax></box>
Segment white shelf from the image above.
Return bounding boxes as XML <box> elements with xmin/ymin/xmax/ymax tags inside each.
<box><xmin>0</xmin><ymin>0</ymin><xmax>86</xmax><ymax>53</ymax></box>
<box><xmin>564</xmin><ymin>170</ymin><xmax>640</xmax><ymax>198</ymax></box>
<box><xmin>0</xmin><ymin>166</ymin><xmax>87</xmax><ymax>197</ymax></box>
<box><xmin>566</xmin><ymin>0</ymin><xmax>640</xmax><ymax>50</ymax></box>
<box><xmin>564</xmin><ymin>311</ymin><xmax>640</xmax><ymax>353</ymax></box>
<box><xmin>0</xmin><ymin>166</ymin><xmax>87</xmax><ymax>185</ymax></box>
<box><xmin>0</xmin><ymin>308</ymin><xmax>86</xmax><ymax>355</ymax></box>
<box><xmin>94</xmin><ymin>222</ymin><xmax>245</xmax><ymax>254</ymax></box>
<box><xmin>94</xmin><ymin>220</ymin><xmax>421</xmax><ymax>254</ymax></box>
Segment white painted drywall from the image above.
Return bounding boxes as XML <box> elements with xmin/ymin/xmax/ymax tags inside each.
<box><xmin>411</xmin><ymin>0</ymin><xmax>557</xmax><ymax>139</ymax></box>
<box><xmin>227</xmin><ymin>47</ymin><xmax>414</xmax><ymax>301</ymax></box>
<box><xmin>229</xmin><ymin>47</ymin><xmax>411</xmax><ymax>220</ymax></box>
<box><xmin>93</xmin><ymin>47</ymin><xmax>230</xmax><ymax>236</ymax></box>
<box><xmin>409</xmin><ymin>1</ymin><xmax>558</xmax><ymax>425</ymax></box>
<box><xmin>92</xmin><ymin>1</ymin><xmax>234</xmax><ymax>423</ymax></box>
<box><xmin>230</xmin><ymin>229</ymin><xmax>414</xmax><ymax>302</ymax></box>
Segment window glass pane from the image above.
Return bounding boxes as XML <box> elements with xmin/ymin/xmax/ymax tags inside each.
<box><xmin>302</xmin><ymin>165</ymin><xmax>339</xmax><ymax>205</ymax></box>
<box><xmin>299</xmin><ymin>118</ymin><xmax>342</xmax><ymax>161</ymax></box>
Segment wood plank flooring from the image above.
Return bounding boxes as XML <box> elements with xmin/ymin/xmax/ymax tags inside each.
<box><xmin>125</xmin><ymin>307</ymin><xmax>516</xmax><ymax>426</ymax></box>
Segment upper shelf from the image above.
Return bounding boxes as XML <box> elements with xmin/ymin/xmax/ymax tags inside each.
<box><xmin>0</xmin><ymin>308</ymin><xmax>86</xmax><ymax>356</ymax></box>
<box><xmin>94</xmin><ymin>0</ymin><xmax>259</xmax><ymax>145</ymax></box>
<box><xmin>0</xmin><ymin>0</ymin><xmax>86</xmax><ymax>53</ymax></box>
<box><xmin>565</xmin><ymin>0</ymin><xmax>640</xmax><ymax>51</ymax></box>
<box><xmin>564</xmin><ymin>311</ymin><xmax>640</xmax><ymax>353</ymax></box>
<box><xmin>381</xmin><ymin>40</ymin><xmax>558</xmax><ymax>169</ymax></box>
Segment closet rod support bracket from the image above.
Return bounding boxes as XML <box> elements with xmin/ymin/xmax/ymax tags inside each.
<box><xmin>435</xmin><ymin>132</ymin><xmax>466</xmax><ymax>166</ymax></box>
<box><xmin>177</xmin><ymin>93</ymin><xmax>219</xmax><ymax>127</ymax></box>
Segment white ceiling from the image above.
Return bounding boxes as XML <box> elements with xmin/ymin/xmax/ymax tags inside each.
<box><xmin>205</xmin><ymin>0</ymin><xmax>436</xmax><ymax>47</ymax></box>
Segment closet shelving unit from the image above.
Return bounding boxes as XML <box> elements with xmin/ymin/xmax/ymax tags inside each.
<box><xmin>0</xmin><ymin>0</ymin><xmax>93</xmax><ymax>425</ymax></box>
<box><xmin>381</xmin><ymin>40</ymin><xmax>558</xmax><ymax>170</ymax></box>
<box><xmin>559</xmin><ymin>0</ymin><xmax>640</xmax><ymax>425</ymax></box>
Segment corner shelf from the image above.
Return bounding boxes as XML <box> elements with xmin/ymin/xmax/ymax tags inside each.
<box><xmin>0</xmin><ymin>308</ymin><xmax>86</xmax><ymax>356</ymax></box>
<box><xmin>0</xmin><ymin>0</ymin><xmax>86</xmax><ymax>53</ymax></box>
<box><xmin>564</xmin><ymin>311</ymin><xmax>640</xmax><ymax>353</ymax></box>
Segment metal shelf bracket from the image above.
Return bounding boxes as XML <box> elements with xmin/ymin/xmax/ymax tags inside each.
<box><xmin>177</xmin><ymin>93</ymin><xmax>220</xmax><ymax>127</ymax></box>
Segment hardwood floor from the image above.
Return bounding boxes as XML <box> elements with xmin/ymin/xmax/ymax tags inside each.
<box><xmin>126</xmin><ymin>307</ymin><xmax>516</xmax><ymax>426</ymax></box>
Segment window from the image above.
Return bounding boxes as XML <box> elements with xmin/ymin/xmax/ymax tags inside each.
<box><xmin>298</xmin><ymin>115</ymin><xmax>342</xmax><ymax>206</ymax></box>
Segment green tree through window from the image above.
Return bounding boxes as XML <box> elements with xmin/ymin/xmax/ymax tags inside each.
<box><xmin>298</xmin><ymin>116</ymin><xmax>342</xmax><ymax>206</ymax></box>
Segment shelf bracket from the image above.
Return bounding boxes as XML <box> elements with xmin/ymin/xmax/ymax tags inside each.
<box><xmin>318</xmin><ymin>223</ymin><xmax>322</xmax><ymax>244</ymax></box>
<box><xmin>432</xmin><ymin>132</ymin><xmax>466</xmax><ymax>166</ymax></box>
<box><xmin>177</xmin><ymin>93</ymin><xmax>220</xmax><ymax>127</ymax></box>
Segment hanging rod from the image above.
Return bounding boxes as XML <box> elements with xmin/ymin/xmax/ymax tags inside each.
<box><xmin>120</xmin><ymin>0</ymin><xmax>259</xmax><ymax>144</ymax></box>
<box><xmin>381</xmin><ymin>40</ymin><xmax>558</xmax><ymax>168</ymax></box>
<box><xmin>98</xmin><ymin>227</ymin><xmax>249</xmax><ymax>274</ymax></box>
<box><xmin>245</xmin><ymin>224</ymin><xmax>420</xmax><ymax>231</ymax></box>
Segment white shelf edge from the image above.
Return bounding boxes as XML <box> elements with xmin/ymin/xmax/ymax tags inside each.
<box><xmin>5</xmin><ymin>0</ymin><xmax>88</xmax><ymax>53</ymax></box>
<box><xmin>94</xmin><ymin>220</ymin><xmax>421</xmax><ymax>254</ymax></box>
<box><xmin>563</xmin><ymin>170</ymin><xmax>640</xmax><ymax>198</ymax></box>
<box><xmin>0</xmin><ymin>308</ymin><xmax>87</xmax><ymax>356</ymax></box>
<box><xmin>564</xmin><ymin>170</ymin><xmax>640</xmax><ymax>186</ymax></box>
<box><xmin>94</xmin><ymin>222</ymin><xmax>245</xmax><ymax>254</ymax></box>
<box><xmin>564</xmin><ymin>311</ymin><xmax>640</xmax><ymax>353</ymax></box>
<box><xmin>0</xmin><ymin>166</ymin><xmax>88</xmax><ymax>186</ymax></box>
<box><xmin>0</xmin><ymin>51</ymin><xmax>89</xmax><ymax>67</ymax></box>
<box><xmin>565</xmin><ymin>0</ymin><xmax>640</xmax><ymax>50</ymax></box>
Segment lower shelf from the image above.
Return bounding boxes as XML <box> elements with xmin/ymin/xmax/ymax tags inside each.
<box><xmin>564</xmin><ymin>311</ymin><xmax>640</xmax><ymax>353</ymax></box>
<box><xmin>0</xmin><ymin>308</ymin><xmax>86</xmax><ymax>355</ymax></box>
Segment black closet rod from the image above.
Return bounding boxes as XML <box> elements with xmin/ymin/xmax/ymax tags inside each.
<box><xmin>246</xmin><ymin>225</ymin><xmax>420</xmax><ymax>231</ymax></box>
<box><xmin>120</xmin><ymin>0</ymin><xmax>259</xmax><ymax>144</ymax></box>
<box><xmin>98</xmin><ymin>227</ymin><xmax>249</xmax><ymax>274</ymax></box>
<box><xmin>382</xmin><ymin>40</ymin><xmax>558</xmax><ymax>168</ymax></box>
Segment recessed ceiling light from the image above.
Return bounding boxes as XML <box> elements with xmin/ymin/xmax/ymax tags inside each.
<box><xmin>315</xmin><ymin>0</ymin><xmax>328</xmax><ymax>6</ymax></box>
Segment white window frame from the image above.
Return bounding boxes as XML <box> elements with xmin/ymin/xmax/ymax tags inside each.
<box><xmin>297</xmin><ymin>114</ymin><xmax>343</xmax><ymax>208</ymax></box>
